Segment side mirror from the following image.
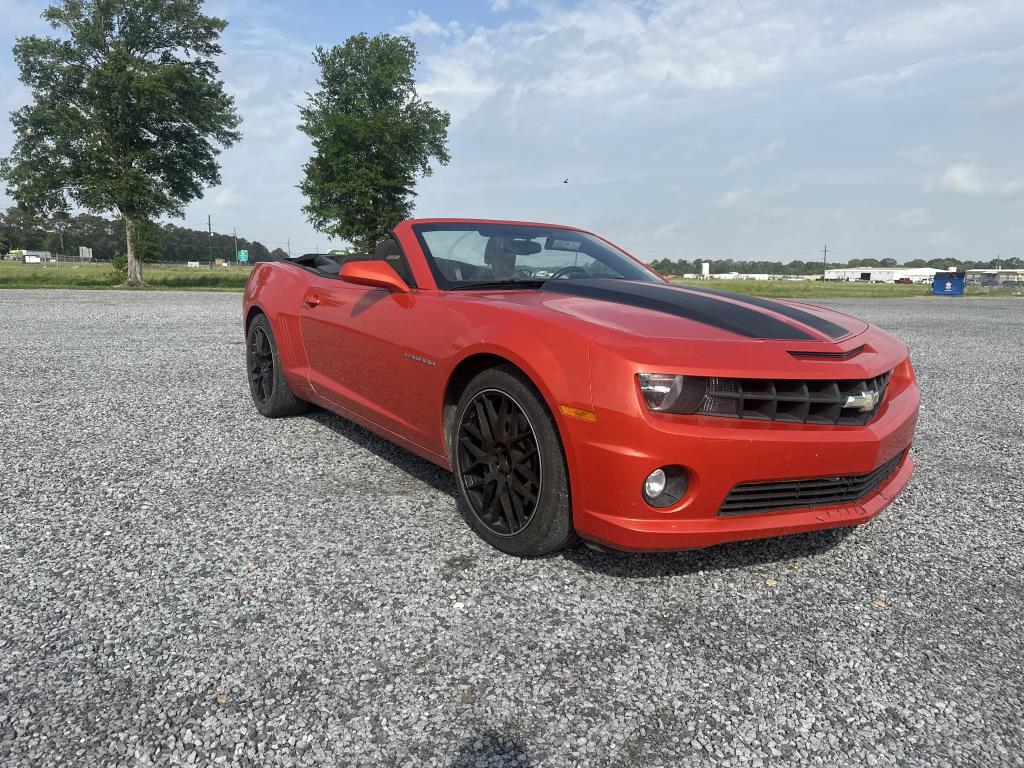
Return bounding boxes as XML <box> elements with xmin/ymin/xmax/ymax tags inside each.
<box><xmin>339</xmin><ymin>260</ymin><xmax>411</xmax><ymax>293</ymax></box>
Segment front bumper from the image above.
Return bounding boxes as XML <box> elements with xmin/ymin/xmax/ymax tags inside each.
<box><xmin>565</xmin><ymin>377</ymin><xmax>919</xmax><ymax>552</ymax></box>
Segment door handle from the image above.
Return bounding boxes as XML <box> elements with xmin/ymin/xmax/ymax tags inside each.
<box><xmin>303</xmin><ymin>293</ymin><xmax>320</xmax><ymax>307</ymax></box>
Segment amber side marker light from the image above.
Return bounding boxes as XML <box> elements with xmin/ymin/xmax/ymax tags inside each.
<box><xmin>559</xmin><ymin>405</ymin><xmax>597</xmax><ymax>422</ymax></box>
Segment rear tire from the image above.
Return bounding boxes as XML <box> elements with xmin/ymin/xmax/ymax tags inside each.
<box><xmin>246</xmin><ymin>313</ymin><xmax>307</xmax><ymax>418</ymax></box>
<box><xmin>451</xmin><ymin>366</ymin><xmax>575</xmax><ymax>556</ymax></box>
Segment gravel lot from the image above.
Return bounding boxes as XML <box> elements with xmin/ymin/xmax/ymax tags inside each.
<box><xmin>1</xmin><ymin>290</ymin><xmax>1021</xmax><ymax>768</ymax></box>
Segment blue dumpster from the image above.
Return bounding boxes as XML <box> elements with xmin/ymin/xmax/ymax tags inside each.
<box><xmin>932</xmin><ymin>272</ymin><xmax>965</xmax><ymax>296</ymax></box>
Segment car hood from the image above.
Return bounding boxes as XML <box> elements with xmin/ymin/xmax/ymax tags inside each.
<box><xmin>480</xmin><ymin>279</ymin><xmax>868</xmax><ymax>344</ymax></box>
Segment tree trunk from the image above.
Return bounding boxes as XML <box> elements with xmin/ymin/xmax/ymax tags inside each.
<box><xmin>125</xmin><ymin>215</ymin><xmax>143</xmax><ymax>286</ymax></box>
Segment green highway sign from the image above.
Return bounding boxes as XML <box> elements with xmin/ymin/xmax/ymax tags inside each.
<box><xmin>237</xmin><ymin>249</ymin><xmax>249</xmax><ymax>263</ymax></box>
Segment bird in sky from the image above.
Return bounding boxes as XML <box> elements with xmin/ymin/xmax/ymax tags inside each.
<box><xmin>562</xmin><ymin>178</ymin><xmax>569</xmax><ymax>184</ymax></box>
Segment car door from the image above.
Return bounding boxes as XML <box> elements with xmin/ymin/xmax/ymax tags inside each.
<box><xmin>298</xmin><ymin>271</ymin><xmax>414</xmax><ymax>437</ymax></box>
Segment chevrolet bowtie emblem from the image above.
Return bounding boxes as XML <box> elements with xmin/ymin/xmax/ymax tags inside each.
<box><xmin>844</xmin><ymin>389</ymin><xmax>880</xmax><ymax>412</ymax></box>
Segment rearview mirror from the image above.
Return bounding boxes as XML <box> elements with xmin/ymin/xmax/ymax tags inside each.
<box><xmin>340</xmin><ymin>260</ymin><xmax>411</xmax><ymax>293</ymax></box>
<box><xmin>499</xmin><ymin>239</ymin><xmax>542</xmax><ymax>255</ymax></box>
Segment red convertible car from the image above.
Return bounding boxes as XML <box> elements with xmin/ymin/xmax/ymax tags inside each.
<box><xmin>243</xmin><ymin>219</ymin><xmax>919</xmax><ymax>556</ymax></box>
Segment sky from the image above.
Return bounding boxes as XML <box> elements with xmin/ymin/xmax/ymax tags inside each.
<box><xmin>1</xmin><ymin>0</ymin><xmax>1022</xmax><ymax>263</ymax></box>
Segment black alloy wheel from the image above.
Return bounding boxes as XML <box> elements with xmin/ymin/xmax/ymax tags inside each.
<box><xmin>248</xmin><ymin>325</ymin><xmax>274</xmax><ymax>405</ymax></box>
<box><xmin>457</xmin><ymin>388</ymin><xmax>542</xmax><ymax>536</ymax></box>
<box><xmin>245</xmin><ymin>313</ymin><xmax>307</xmax><ymax>418</ymax></box>
<box><xmin>452</xmin><ymin>366</ymin><xmax>575</xmax><ymax>556</ymax></box>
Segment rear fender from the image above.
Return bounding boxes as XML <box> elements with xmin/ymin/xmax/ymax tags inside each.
<box><xmin>243</xmin><ymin>262</ymin><xmax>315</xmax><ymax>400</ymax></box>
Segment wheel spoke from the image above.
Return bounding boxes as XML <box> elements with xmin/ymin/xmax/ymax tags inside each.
<box><xmin>509</xmin><ymin>475</ymin><xmax>536</xmax><ymax>499</ymax></box>
<box><xmin>496</xmin><ymin>396</ymin><xmax>510</xmax><ymax>439</ymax></box>
<box><xmin>464</xmin><ymin>475</ymin><xmax>489</xmax><ymax>492</ymax></box>
<box><xmin>461</xmin><ymin>421</ymin><xmax>485</xmax><ymax>444</ymax></box>
<box><xmin>480</xmin><ymin>477</ymin><xmax>498</xmax><ymax>515</ymax></box>
<box><xmin>498</xmin><ymin>483</ymin><xmax>520</xmax><ymax>531</ymax></box>
<box><xmin>508</xmin><ymin>428</ymin><xmax>534</xmax><ymax>446</ymax></box>
<box><xmin>512</xmin><ymin>444</ymin><xmax>537</xmax><ymax>464</ymax></box>
<box><xmin>459</xmin><ymin>435</ymin><xmax>487</xmax><ymax>460</ymax></box>
<box><xmin>508</xmin><ymin>486</ymin><xmax>527</xmax><ymax>528</ymax></box>
<box><xmin>474</xmin><ymin>400</ymin><xmax>494</xmax><ymax>442</ymax></box>
<box><xmin>483</xmin><ymin>395</ymin><xmax>501</xmax><ymax>436</ymax></box>
<box><xmin>511</xmin><ymin>463</ymin><xmax>539</xmax><ymax>487</ymax></box>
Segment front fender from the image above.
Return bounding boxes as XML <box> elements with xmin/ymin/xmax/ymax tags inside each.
<box><xmin>439</xmin><ymin>324</ymin><xmax>594</xmax><ymax>506</ymax></box>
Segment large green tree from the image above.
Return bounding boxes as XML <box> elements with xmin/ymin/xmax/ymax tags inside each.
<box><xmin>0</xmin><ymin>0</ymin><xmax>240</xmax><ymax>285</ymax></box>
<box><xmin>298</xmin><ymin>33</ymin><xmax>451</xmax><ymax>251</ymax></box>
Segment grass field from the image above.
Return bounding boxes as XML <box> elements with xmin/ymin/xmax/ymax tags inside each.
<box><xmin>668</xmin><ymin>277</ymin><xmax>1022</xmax><ymax>298</ymax></box>
<box><xmin>1</xmin><ymin>260</ymin><xmax>1020</xmax><ymax>297</ymax></box>
<box><xmin>666</xmin><ymin>277</ymin><xmax>932</xmax><ymax>298</ymax></box>
<box><xmin>0</xmin><ymin>261</ymin><xmax>251</xmax><ymax>291</ymax></box>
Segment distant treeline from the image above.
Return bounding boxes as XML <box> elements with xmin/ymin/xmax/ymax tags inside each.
<box><xmin>4</xmin><ymin>207</ymin><xmax>1020</xmax><ymax>272</ymax></box>
<box><xmin>648</xmin><ymin>255</ymin><xmax>1021</xmax><ymax>275</ymax></box>
<box><xmin>0</xmin><ymin>208</ymin><xmax>287</xmax><ymax>262</ymax></box>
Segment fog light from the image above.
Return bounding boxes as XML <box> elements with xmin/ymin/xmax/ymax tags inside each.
<box><xmin>644</xmin><ymin>469</ymin><xmax>667</xmax><ymax>499</ymax></box>
<box><xmin>642</xmin><ymin>466</ymin><xmax>688</xmax><ymax>508</ymax></box>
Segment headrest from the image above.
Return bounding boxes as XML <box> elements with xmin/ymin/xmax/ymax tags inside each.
<box><xmin>373</xmin><ymin>238</ymin><xmax>401</xmax><ymax>259</ymax></box>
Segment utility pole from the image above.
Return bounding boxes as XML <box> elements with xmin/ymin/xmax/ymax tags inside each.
<box><xmin>207</xmin><ymin>214</ymin><xmax>213</xmax><ymax>269</ymax></box>
<box><xmin>233</xmin><ymin>228</ymin><xmax>238</xmax><ymax>264</ymax></box>
<box><xmin>287</xmin><ymin>237</ymin><xmax>291</xmax><ymax>257</ymax></box>
<box><xmin>822</xmin><ymin>244</ymin><xmax>828</xmax><ymax>281</ymax></box>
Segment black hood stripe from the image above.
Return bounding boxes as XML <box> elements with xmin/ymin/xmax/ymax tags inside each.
<box><xmin>680</xmin><ymin>286</ymin><xmax>850</xmax><ymax>340</ymax></box>
<box><xmin>542</xmin><ymin>279</ymin><xmax>818</xmax><ymax>340</ymax></box>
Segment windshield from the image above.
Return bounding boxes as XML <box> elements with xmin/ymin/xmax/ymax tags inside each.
<box><xmin>412</xmin><ymin>223</ymin><xmax>662</xmax><ymax>290</ymax></box>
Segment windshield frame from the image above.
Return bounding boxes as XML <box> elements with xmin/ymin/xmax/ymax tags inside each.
<box><xmin>410</xmin><ymin>222</ymin><xmax>663</xmax><ymax>291</ymax></box>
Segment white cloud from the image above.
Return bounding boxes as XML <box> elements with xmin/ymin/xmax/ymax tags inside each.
<box><xmin>490</xmin><ymin>0</ymin><xmax>511</xmax><ymax>11</ymax></box>
<box><xmin>842</xmin><ymin>3</ymin><xmax>988</xmax><ymax>48</ymax></box>
<box><xmin>396</xmin><ymin>11</ymin><xmax>451</xmax><ymax>38</ymax></box>
<box><xmin>212</xmin><ymin>187</ymin><xmax>236</xmax><ymax>208</ymax></box>
<box><xmin>834</xmin><ymin>59</ymin><xmax>933</xmax><ymax>95</ymax></box>
<box><xmin>891</xmin><ymin>208</ymin><xmax>928</xmax><ymax>227</ymax></box>
<box><xmin>972</xmin><ymin>85</ymin><xmax>1024</xmax><ymax>112</ymax></box>
<box><xmin>936</xmin><ymin>162</ymin><xmax>1024</xmax><ymax>196</ymax></box>
<box><xmin>724</xmin><ymin>140</ymin><xmax>783</xmax><ymax>172</ymax></box>
<box><xmin>898</xmin><ymin>145</ymin><xmax>940</xmax><ymax>168</ymax></box>
<box><xmin>412</xmin><ymin>1</ymin><xmax>811</xmax><ymax>109</ymax></box>
<box><xmin>718</xmin><ymin>188</ymin><xmax>751</xmax><ymax>207</ymax></box>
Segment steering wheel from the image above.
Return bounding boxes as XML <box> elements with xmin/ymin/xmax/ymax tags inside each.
<box><xmin>550</xmin><ymin>265</ymin><xmax>589</xmax><ymax>280</ymax></box>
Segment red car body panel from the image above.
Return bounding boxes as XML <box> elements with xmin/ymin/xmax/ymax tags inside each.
<box><xmin>244</xmin><ymin>218</ymin><xmax>919</xmax><ymax>551</ymax></box>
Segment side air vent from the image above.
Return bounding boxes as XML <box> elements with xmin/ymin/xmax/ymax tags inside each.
<box><xmin>789</xmin><ymin>345</ymin><xmax>865</xmax><ymax>360</ymax></box>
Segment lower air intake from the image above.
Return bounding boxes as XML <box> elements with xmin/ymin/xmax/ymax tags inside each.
<box><xmin>718</xmin><ymin>452</ymin><xmax>904</xmax><ymax>517</ymax></box>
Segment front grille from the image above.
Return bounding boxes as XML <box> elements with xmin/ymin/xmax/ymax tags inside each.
<box><xmin>718</xmin><ymin>452</ymin><xmax>904</xmax><ymax>517</ymax></box>
<box><xmin>698</xmin><ymin>371</ymin><xmax>892</xmax><ymax>426</ymax></box>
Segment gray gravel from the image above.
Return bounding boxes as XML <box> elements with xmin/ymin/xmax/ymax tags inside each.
<box><xmin>0</xmin><ymin>289</ymin><xmax>1021</xmax><ymax>767</ymax></box>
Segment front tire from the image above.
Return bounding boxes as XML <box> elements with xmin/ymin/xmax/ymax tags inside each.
<box><xmin>246</xmin><ymin>313</ymin><xmax>307</xmax><ymax>418</ymax></box>
<box><xmin>452</xmin><ymin>366</ymin><xmax>575</xmax><ymax>556</ymax></box>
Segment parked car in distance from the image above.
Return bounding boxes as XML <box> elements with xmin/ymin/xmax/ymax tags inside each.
<box><xmin>243</xmin><ymin>218</ymin><xmax>919</xmax><ymax>556</ymax></box>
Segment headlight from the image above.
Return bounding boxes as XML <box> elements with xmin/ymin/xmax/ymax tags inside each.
<box><xmin>637</xmin><ymin>373</ymin><xmax>709</xmax><ymax>414</ymax></box>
